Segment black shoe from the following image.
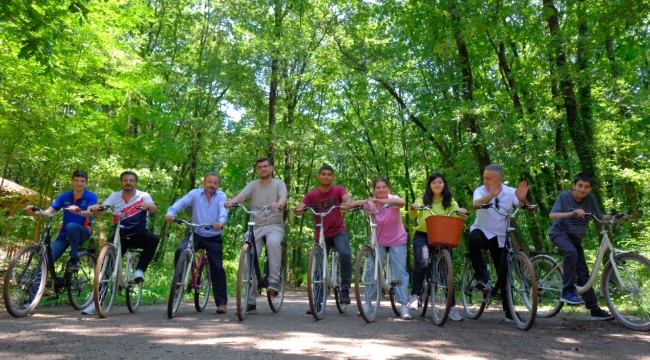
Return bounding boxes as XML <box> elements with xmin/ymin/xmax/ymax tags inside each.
<box><xmin>67</xmin><ymin>258</ymin><xmax>80</xmax><ymax>272</ymax></box>
<box><xmin>246</xmin><ymin>304</ymin><xmax>257</xmax><ymax>314</ymax></box>
<box><xmin>306</xmin><ymin>309</ymin><xmax>312</xmax><ymax>315</ymax></box>
<box><xmin>339</xmin><ymin>289</ymin><xmax>351</xmax><ymax>305</ymax></box>
<box><xmin>590</xmin><ymin>307</ymin><xmax>614</xmax><ymax>321</ymax></box>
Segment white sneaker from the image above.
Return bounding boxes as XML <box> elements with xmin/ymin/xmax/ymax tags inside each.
<box><xmin>81</xmin><ymin>303</ymin><xmax>96</xmax><ymax>315</ymax></box>
<box><xmin>407</xmin><ymin>294</ymin><xmax>419</xmax><ymax>311</ymax></box>
<box><xmin>400</xmin><ymin>305</ymin><xmax>412</xmax><ymax>320</ymax></box>
<box><xmin>130</xmin><ymin>269</ymin><xmax>144</xmax><ymax>284</ymax></box>
<box><xmin>448</xmin><ymin>306</ymin><xmax>463</xmax><ymax>321</ymax></box>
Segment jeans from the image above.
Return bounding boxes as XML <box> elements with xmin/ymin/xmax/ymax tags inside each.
<box><xmin>468</xmin><ymin>229</ymin><xmax>509</xmax><ymax>313</ymax></box>
<box><xmin>175</xmin><ymin>234</ymin><xmax>227</xmax><ymax>306</ymax></box>
<box><xmin>51</xmin><ymin>223</ymin><xmax>91</xmax><ymax>261</ymax></box>
<box><xmin>550</xmin><ymin>232</ymin><xmax>598</xmax><ymax>309</ymax></box>
<box><xmin>378</xmin><ymin>244</ymin><xmax>410</xmax><ymax>305</ymax></box>
<box><xmin>324</xmin><ymin>232</ymin><xmax>352</xmax><ymax>292</ymax></box>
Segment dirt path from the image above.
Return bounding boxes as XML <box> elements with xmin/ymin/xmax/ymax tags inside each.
<box><xmin>1</xmin><ymin>290</ymin><xmax>649</xmax><ymax>359</ymax></box>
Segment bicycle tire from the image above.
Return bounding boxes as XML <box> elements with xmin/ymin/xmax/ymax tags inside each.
<box><xmin>602</xmin><ymin>252</ymin><xmax>650</xmax><ymax>332</ymax></box>
<box><xmin>419</xmin><ymin>273</ymin><xmax>430</xmax><ymax>317</ymax></box>
<box><xmin>307</xmin><ymin>245</ymin><xmax>326</xmax><ymax>320</ymax></box>
<box><xmin>355</xmin><ymin>245</ymin><xmax>381</xmax><ymax>323</ymax></box>
<box><xmin>507</xmin><ymin>251</ymin><xmax>537</xmax><ymax>331</ymax></box>
<box><xmin>432</xmin><ymin>248</ymin><xmax>453</xmax><ymax>326</ymax></box>
<box><xmin>194</xmin><ymin>254</ymin><xmax>211</xmax><ymax>312</ymax></box>
<box><xmin>384</xmin><ymin>254</ymin><xmax>400</xmax><ymax>317</ymax></box>
<box><xmin>267</xmin><ymin>265</ymin><xmax>285</xmax><ymax>312</ymax></box>
<box><xmin>3</xmin><ymin>245</ymin><xmax>47</xmax><ymax>317</ymax></box>
<box><xmin>94</xmin><ymin>244</ymin><xmax>118</xmax><ymax>318</ymax></box>
<box><xmin>167</xmin><ymin>251</ymin><xmax>191</xmax><ymax>318</ymax></box>
<box><xmin>530</xmin><ymin>254</ymin><xmax>563</xmax><ymax>318</ymax></box>
<box><xmin>236</xmin><ymin>243</ymin><xmax>254</xmax><ymax>321</ymax></box>
<box><xmin>68</xmin><ymin>251</ymin><xmax>96</xmax><ymax>310</ymax></box>
<box><xmin>126</xmin><ymin>253</ymin><xmax>143</xmax><ymax>313</ymax></box>
<box><xmin>461</xmin><ymin>256</ymin><xmax>486</xmax><ymax>319</ymax></box>
<box><xmin>333</xmin><ymin>252</ymin><xmax>347</xmax><ymax>314</ymax></box>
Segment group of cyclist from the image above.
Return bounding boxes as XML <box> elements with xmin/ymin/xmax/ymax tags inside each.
<box><xmin>21</xmin><ymin>159</ymin><xmax>626</xmax><ymax>322</ymax></box>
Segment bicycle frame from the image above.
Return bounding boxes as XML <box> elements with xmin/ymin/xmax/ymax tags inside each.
<box><xmin>173</xmin><ymin>220</ymin><xmax>212</xmax><ymax>292</ymax></box>
<box><xmin>235</xmin><ymin>204</ymin><xmax>273</xmax><ymax>289</ymax></box>
<box><xmin>305</xmin><ymin>206</ymin><xmax>339</xmax><ymax>290</ymax></box>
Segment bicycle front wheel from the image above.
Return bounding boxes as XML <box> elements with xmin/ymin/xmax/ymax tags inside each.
<box><xmin>307</xmin><ymin>245</ymin><xmax>327</xmax><ymax>320</ymax></box>
<box><xmin>332</xmin><ymin>252</ymin><xmax>347</xmax><ymax>314</ymax></box>
<box><xmin>461</xmin><ymin>256</ymin><xmax>486</xmax><ymax>319</ymax></box>
<box><xmin>432</xmin><ymin>248</ymin><xmax>453</xmax><ymax>326</ymax></box>
<box><xmin>126</xmin><ymin>253</ymin><xmax>143</xmax><ymax>313</ymax></box>
<box><xmin>602</xmin><ymin>252</ymin><xmax>650</xmax><ymax>332</ymax></box>
<box><xmin>530</xmin><ymin>254</ymin><xmax>563</xmax><ymax>318</ymax></box>
<box><xmin>236</xmin><ymin>243</ymin><xmax>254</xmax><ymax>321</ymax></box>
<box><xmin>68</xmin><ymin>252</ymin><xmax>95</xmax><ymax>310</ymax></box>
<box><xmin>267</xmin><ymin>265</ymin><xmax>285</xmax><ymax>312</ymax></box>
<box><xmin>94</xmin><ymin>244</ymin><xmax>118</xmax><ymax>318</ymax></box>
<box><xmin>168</xmin><ymin>250</ymin><xmax>191</xmax><ymax>318</ymax></box>
<box><xmin>355</xmin><ymin>245</ymin><xmax>381</xmax><ymax>323</ymax></box>
<box><xmin>3</xmin><ymin>245</ymin><xmax>47</xmax><ymax>317</ymax></box>
<box><xmin>194</xmin><ymin>254</ymin><xmax>211</xmax><ymax>312</ymax></box>
<box><xmin>507</xmin><ymin>251</ymin><xmax>537</xmax><ymax>331</ymax></box>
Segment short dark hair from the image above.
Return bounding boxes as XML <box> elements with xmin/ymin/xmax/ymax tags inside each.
<box><xmin>573</xmin><ymin>173</ymin><xmax>594</xmax><ymax>187</ymax></box>
<box><xmin>120</xmin><ymin>171</ymin><xmax>138</xmax><ymax>182</ymax></box>
<box><xmin>256</xmin><ymin>157</ymin><xmax>272</xmax><ymax>166</ymax></box>
<box><xmin>204</xmin><ymin>172</ymin><xmax>221</xmax><ymax>181</ymax></box>
<box><xmin>72</xmin><ymin>171</ymin><xmax>88</xmax><ymax>181</ymax></box>
<box><xmin>319</xmin><ymin>164</ymin><xmax>334</xmax><ymax>174</ymax></box>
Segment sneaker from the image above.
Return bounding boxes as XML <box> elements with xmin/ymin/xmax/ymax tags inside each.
<box><xmin>408</xmin><ymin>294</ymin><xmax>419</xmax><ymax>311</ymax></box>
<box><xmin>81</xmin><ymin>303</ymin><xmax>96</xmax><ymax>315</ymax></box>
<box><xmin>400</xmin><ymin>305</ymin><xmax>412</xmax><ymax>320</ymax></box>
<box><xmin>306</xmin><ymin>309</ymin><xmax>312</xmax><ymax>315</ymax></box>
<box><xmin>504</xmin><ymin>314</ymin><xmax>515</xmax><ymax>324</ymax></box>
<box><xmin>339</xmin><ymin>289</ymin><xmax>351</xmax><ymax>305</ymax></box>
<box><xmin>448</xmin><ymin>306</ymin><xmax>463</xmax><ymax>321</ymax></box>
<box><xmin>267</xmin><ymin>282</ymin><xmax>279</xmax><ymax>295</ymax></box>
<box><xmin>474</xmin><ymin>280</ymin><xmax>491</xmax><ymax>292</ymax></box>
<box><xmin>129</xmin><ymin>269</ymin><xmax>144</xmax><ymax>284</ymax></box>
<box><xmin>560</xmin><ymin>291</ymin><xmax>584</xmax><ymax>306</ymax></box>
<box><xmin>246</xmin><ymin>304</ymin><xmax>257</xmax><ymax>314</ymax></box>
<box><xmin>590</xmin><ymin>307</ymin><xmax>614</xmax><ymax>321</ymax></box>
<box><xmin>67</xmin><ymin>258</ymin><xmax>80</xmax><ymax>272</ymax></box>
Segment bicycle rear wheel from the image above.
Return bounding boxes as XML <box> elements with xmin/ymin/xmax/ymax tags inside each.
<box><xmin>236</xmin><ymin>243</ymin><xmax>254</xmax><ymax>321</ymax></box>
<box><xmin>3</xmin><ymin>245</ymin><xmax>47</xmax><ymax>317</ymax></box>
<box><xmin>507</xmin><ymin>251</ymin><xmax>537</xmax><ymax>331</ymax></box>
<box><xmin>307</xmin><ymin>245</ymin><xmax>326</xmax><ymax>320</ymax></box>
<box><xmin>194</xmin><ymin>254</ymin><xmax>211</xmax><ymax>312</ymax></box>
<box><xmin>432</xmin><ymin>248</ymin><xmax>453</xmax><ymax>326</ymax></box>
<box><xmin>94</xmin><ymin>244</ymin><xmax>118</xmax><ymax>318</ymax></box>
<box><xmin>384</xmin><ymin>254</ymin><xmax>399</xmax><ymax>317</ymax></box>
<box><xmin>355</xmin><ymin>245</ymin><xmax>381</xmax><ymax>323</ymax></box>
<box><xmin>68</xmin><ymin>251</ymin><xmax>95</xmax><ymax>310</ymax></box>
<box><xmin>267</xmin><ymin>265</ymin><xmax>285</xmax><ymax>312</ymax></box>
<box><xmin>461</xmin><ymin>256</ymin><xmax>486</xmax><ymax>319</ymax></box>
<box><xmin>167</xmin><ymin>250</ymin><xmax>191</xmax><ymax>318</ymax></box>
<box><xmin>530</xmin><ymin>254</ymin><xmax>563</xmax><ymax>318</ymax></box>
<box><xmin>332</xmin><ymin>252</ymin><xmax>347</xmax><ymax>314</ymax></box>
<box><xmin>602</xmin><ymin>252</ymin><xmax>650</xmax><ymax>332</ymax></box>
<box><xmin>126</xmin><ymin>253</ymin><xmax>143</xmax><ymax>313</ymax></box>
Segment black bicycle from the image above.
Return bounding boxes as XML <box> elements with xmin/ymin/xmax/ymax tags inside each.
<box><xmin>3</xmin><ymin>207</ymin><xmax>96</xmax><ymax>317</ymax></box>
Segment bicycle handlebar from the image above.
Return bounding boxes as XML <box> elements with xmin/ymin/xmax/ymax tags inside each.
<box><xmin>412</xmin><ymin>206</ymin><xmax>466</xmax><ymax>218</ymax></box>
<box><xmin>586</xmin><ymin>212</ymin><xmax>628</xmax><ymax>225</ymax></box>
<box><xmin>172</xmin><ymin>218</ymin><xmax>213</xmax><ymax>230</ymax></box>
<box><xmin>230</xmin><ymin>203</ymin><xmax>275</xmax><ymax>215</ymax></box>
<box><xmin>347</xmin><ymin>204</ymin><xmax>396</xmax><ymax>215</ymax></box>
<box><xmin>27</xmin><ymin>206</ymin><xmax>63</xmax><ymax>218</ymax></box>
<box><xmin>477</xmin><ymin>203</ymin><xmax>537</xmax><ymax>217</ymax></box>
<box><xmin>300</xmin><ymin>205</ymin><xmax>339</xmax><ymax>217</ymax></box>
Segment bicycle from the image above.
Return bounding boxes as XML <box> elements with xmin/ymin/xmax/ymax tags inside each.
<box><xmin>411</xmin><ymin>207</ymin><xmax>466</xmax><ymax>326</ymax></box>
<box><xmin>3</xmin><ymin>207</ymin><xmax>96</xmax><ymax>317</ymax></box>
<box><xmin>531</xmin><ymin>213</ymin><xmax>650</xmax><ymax>331</ymax></box>
<box><xmin>299</xmin><ymin>205</ymin><xmax>347</xmax><ymax>320</ymax></box>
<box><xmin>167</xmin><ymin>219</ymin><xmax>213</xmax><ymax>318</ymax></box>
<box><xmin>232</xmin><ymin>203</ymin><xmax>285</xmax><ymax>321</ymax></box>
<box><xmin>461</xmin><ymin>203</ymin><xmax>538</xmax><ymax>331</ymax></box>
<box><xmin>93</xmin><ymin>206</ymin><xmax>144</xmax><ymax>318</ymax></box>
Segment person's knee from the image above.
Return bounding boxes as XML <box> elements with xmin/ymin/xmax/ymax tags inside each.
<box><xmin>65</xmin><ymin>223</ymin><xmax>81</xmax><ymax>234</ymax></box>
<box><xmin>468</xmin><ymin>230</ymin><xmax>483</xmax><ymax>247</ymax></box>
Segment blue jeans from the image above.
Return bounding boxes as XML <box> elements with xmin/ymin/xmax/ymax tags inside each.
<box><xmin>175</xmin><ymin>234</ymin><xmax>227</xmax><ymax>306</ymax></box>
<box><xmin>550</xmin><ymin>232</ymin><xmax>598</xmax><ymax>309</ymax></box>
<box><xmin>325</xmin><ymin>232</ymin><xmax>352</xmax><ymax>292</ymax></box>
<box><xmin>51</xmin><ymin>223</ymin><xmax>91</xmax><ymax>261</ymax></box>
<box><xmin>379</xmin><ymin>244</ymin><xmax>410</xmax><ymax>305</ymax></box>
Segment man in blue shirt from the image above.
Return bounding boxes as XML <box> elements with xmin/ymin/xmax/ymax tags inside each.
<box><xmin>165</xmin><ymin>172</ymin><xmax>229</xmax><ymax>314</ymax></box>
<box><xmin>24</xmin><ymin>171</ymin><xmax>97</xmax><ymax>272</ymax></box>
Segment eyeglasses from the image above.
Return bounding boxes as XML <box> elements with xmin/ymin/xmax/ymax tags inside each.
<box><xmin>256</xmin><ymin>165</ymin><xmax>271</xmax><ymax>170</ymax></box>
<box><xmin>494</xmin><ymin>197</ymin><xmax>500</xmax><ymax>209</ymax></box>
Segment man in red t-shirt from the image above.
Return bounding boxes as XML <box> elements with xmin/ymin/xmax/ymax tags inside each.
<box><xmin>295</xmin><ymin>164</ymin><xmax>353</xmax><ymax>306</ymax></box>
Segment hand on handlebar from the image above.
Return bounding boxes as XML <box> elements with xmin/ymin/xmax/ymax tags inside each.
<box><xmin>66</xmin><ymin>205</ymin><xmax>82</xmax><ymax>213</ymax></box>
<box><xmin>573</xmin><ymin>209</ymin><xmax>587</xmax><ymax>218</ymax></box>
<box><xmin>224</xmin><ymin>201</ymin><xmax>237</xmax><ymax>209</ymax></box>
<box><xmin>164</xmin><ymin>215</ymin><xmax>175</xmax><ymax>222</ymax></box>
<box><xmin>271</xmin><ymin>202</ymin><xmax>283</xmax><ymax>211</ymax></box>
<box><xmin>456</xmin><ymin>208</ymin><xmax>469</xmax><ymax>216</ymax></box>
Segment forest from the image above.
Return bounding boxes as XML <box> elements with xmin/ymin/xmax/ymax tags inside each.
<box><xmin>1</xmin><ymin>0</ymin><xmax>648</xmax><ymax>299</ymax></box>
